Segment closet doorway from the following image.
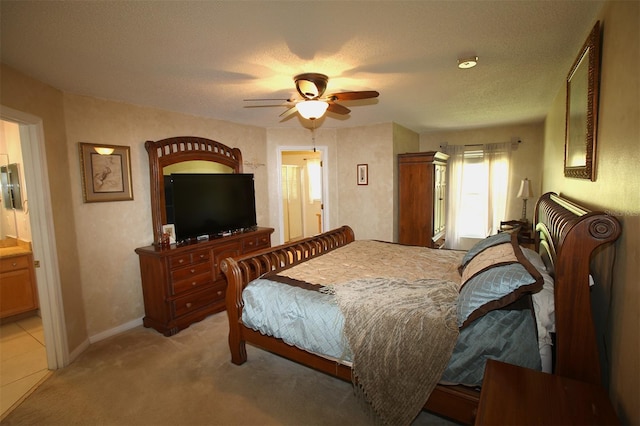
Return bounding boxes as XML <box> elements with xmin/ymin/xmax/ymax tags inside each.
<box><xmin>279</xmin><ymin>148</ymin><xmax>326</xmax><ymax>243</ymax></box>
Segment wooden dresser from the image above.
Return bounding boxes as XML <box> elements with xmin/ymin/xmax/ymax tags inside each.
<box><xmin>135</xmin><ymin>227</ymin><xmax>273</xmax><ymax>336</ymax></box>
<box><xmin>398</xmin><ymin>151</ymin><xmax>448</xmax><ymax>248</ymax></box>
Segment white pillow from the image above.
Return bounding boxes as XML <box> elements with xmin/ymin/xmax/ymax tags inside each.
<box><xmin>521</xmin><ymin>247</ymin><xmax>556</xmax><ymax>348</ymax></box>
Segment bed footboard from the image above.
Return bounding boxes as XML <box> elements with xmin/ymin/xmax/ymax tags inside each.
<box><xmin>220</xmin><ymin>226</ymin><xmax>355</xmax><ymax>365</ymax></box>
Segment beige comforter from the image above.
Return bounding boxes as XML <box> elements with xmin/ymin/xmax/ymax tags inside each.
<box><xmin>275</xmin><ymin>240</ymin><xmax>464</xmax><ymax>425</ymax></box>
<box><xmin>276</xmin><ymin>239</ymin><xmax>464</xmax><ymax>287</ymax></box>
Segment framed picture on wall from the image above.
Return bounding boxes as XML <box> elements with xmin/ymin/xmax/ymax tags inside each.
<box><xmin>79</xmin><ymin>142</ymin><xmax>133</xmax><ymax>202</ymax></box>
<box><xmin>357</xmin><ymin>164</ymin><xmax>368</xmax><ymax>185</ymax></box>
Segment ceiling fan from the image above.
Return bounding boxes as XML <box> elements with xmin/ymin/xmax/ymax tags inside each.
<box><xmin>245</xmin><ymin>73</ymin><xmax>379</xmax><ymax>120</ymax></box>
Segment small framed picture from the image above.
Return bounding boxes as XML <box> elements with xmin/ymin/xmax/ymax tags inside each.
<box><xmin>79</xmin><ymin>143</ymin><xmax>133</xmax><ymax>202</ymax></box>
<box><xmin>162</xmin><ymin>224</ymin><xmax>176</xmax><ymax>244</ymax></box>
<box><xmin>357</xmin><ymin>164</ymin><xmax>368</xmax><ymax>185</ymax></box>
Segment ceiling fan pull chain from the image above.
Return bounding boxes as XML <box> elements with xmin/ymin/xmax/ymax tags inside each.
<box><xmin>312</xmin><ymin>121</ymin><xmax>317</xmax><ymax>152</ymax></box>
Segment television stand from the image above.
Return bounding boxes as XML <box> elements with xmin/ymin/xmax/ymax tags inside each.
<box><xmin>135</xmin><ymin>227</ymin><xmax>273</xmax><ymax>336</ymax></box>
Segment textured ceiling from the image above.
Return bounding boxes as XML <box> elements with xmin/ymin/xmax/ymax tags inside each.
<box><xmin>0</xmin><ymin>1</ymin><xmax>604</xmax><ymax>133</ymax></box>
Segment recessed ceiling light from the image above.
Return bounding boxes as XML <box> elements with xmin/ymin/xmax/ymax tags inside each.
<box><xmin>458</xmin><ymin>56</ymin><xmax>479</xmax><ymax>69</ymax></box>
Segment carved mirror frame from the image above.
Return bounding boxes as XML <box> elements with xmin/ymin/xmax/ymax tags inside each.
<box><xmin>145</xmin><ymin>136</ymin><xmax>243</xmax><ymax>246</ymax></box>
<box><xmin>564</xmin><ymin>21</ymin><xmax>601</xmax><ymax>181</ymax></box>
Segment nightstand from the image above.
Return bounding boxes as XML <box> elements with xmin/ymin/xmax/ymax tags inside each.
<box><xmin>475</xmin><ymin>360</ymin><xmax>619</xmax><ymax>425</ymax></box>
<box><xmin>499</xmin><ymin>220</ymin><xmax>535</xmax><ymax>249</ymax></box>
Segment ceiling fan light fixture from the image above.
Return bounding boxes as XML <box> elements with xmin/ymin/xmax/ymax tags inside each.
<box><xmin>458</xmin><ymin>56</ymin><xmax>478</xmax><ymax>69</ymax></box>
<box><xmin>294</xmin><ymin>73</ymin><xmax>329</xmax><ymax>99</ymax></box>
<box><xmin>297</xmin><ymin>100</ymin><xmax>329</xmax><ymax>120</ymax></box>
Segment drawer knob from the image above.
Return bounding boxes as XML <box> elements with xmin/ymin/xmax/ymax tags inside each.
<box><xmin>199</xmin><ymin>254</ymin><xmax>205</xmax><ymax>259</ymax></box>
<box><xmin>186</xmin><ymin>302</ymin><xmax>192</xmax><ymax>308</ymax></box>
<box><xmin>190</xmin><ymin>268</ymin><xmax>196</xmax><ymax>273</ymax></box>
<box><xmin>12</xmin><ymin>262</ymin><xmax>17</xmax><ymax>267</ymax></box>
<box><xmin>217</xmin><ymin>290</ymin><xmax>223</xmax><ymax>296</ymax></box>
<box><xmin>178</xmin><ymin>259</ymin><xmax>184</xmax><ymax>264</ymax></box>
<box><xmin>191</xmin><ymin>281</ymin><xmax>197</xmax><ymax>286</ymax></box>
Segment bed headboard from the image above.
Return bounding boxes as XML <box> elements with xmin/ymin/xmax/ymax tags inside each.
<box><xmin>533</xmin><ymin>192</ymin><xmax>621</xmax><ymax>385</ymax></box>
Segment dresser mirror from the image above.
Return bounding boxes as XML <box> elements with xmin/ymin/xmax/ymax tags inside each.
<box><xmin>145</xmin><ymin>136</ymin><xmax>243</xmax><ymax>246</ymax></box>
<box><xmin>564</xmin><ymin>21</ymin><xmax>600</xmax><ymax>181</ymax></box>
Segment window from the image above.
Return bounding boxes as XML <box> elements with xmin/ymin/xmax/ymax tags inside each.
<box><xmin>306</xmin><ymin>159</ymin><xmax>322</xmax><ymax>202</ymax></box>
<box><xmin>445</xmin><ymin>143</ymin><xmax>511</xmax><ymax>249</ymax></box>
<box><xmin>457</xmin><ymin>150</ymin><xmax>487</xmax><ymax>238</ymax></box>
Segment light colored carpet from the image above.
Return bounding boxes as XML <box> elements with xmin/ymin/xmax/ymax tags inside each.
<box><xmin>1</xmin><ymin>312</ymin><xmax>458</xmax><ymax>425</ymax></box>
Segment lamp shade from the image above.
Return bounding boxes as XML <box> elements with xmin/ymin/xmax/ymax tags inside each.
<box><xmin>296</xmin><ymin>100</ymin><xmax>329</xmax><ymax>120</ymax></box>
<box><xmin>517</xmin><ymin>178</ymin><xmax>533</xmax><ymax>200</ymax></box>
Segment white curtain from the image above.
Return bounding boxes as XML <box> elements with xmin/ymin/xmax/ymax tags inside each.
<box><xmin>443</xmin><ymin>145</ymin><xmax>466</xmax><ymax>249</ymax></box>
<box><xmin>444</xmin><ymin>142</ymin><xmax>511</xmax><ymax>249</ymax></box>
<box><xmin>484</xmin><ymin>142</ymin><xmax>512</xmax><ymax>235</ymax></box>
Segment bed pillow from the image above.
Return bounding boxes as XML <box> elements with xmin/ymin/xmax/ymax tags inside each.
<box><xmin>458</xmin><ymin>231</ymin><xmax>512</xmax><ymax>274</ymax></box>
<box><xmin>457</xmin><ymin>233</ymin><xmax>543</xmax><ymax>329</ymax></box>
<box><xmin>521</xmin><ymin>247</ymin><xmax>556</xmax><ymax>344</ymax></box>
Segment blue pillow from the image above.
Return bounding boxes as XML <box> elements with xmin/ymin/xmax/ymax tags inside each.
<box><xmin>459</xmin><ymin>232</ymin><xmax>512</xmax><ymax>272</ymax></box>
<box><xmin>457</xmin><ymin>262</ymin><xmax>540</xmax><ymax>328</ymax></box>
<box><xmin>457</xmin><ymin>233</ymin><xmax>543</xmax><ymax>329</ymax></box>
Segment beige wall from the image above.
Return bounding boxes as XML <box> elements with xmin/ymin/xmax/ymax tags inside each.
<box><xmin>61</xmin><ymin>93</ymin><xmax>269</xmax><ymax>337</ymax></box>
<box><xmin>337</xmin><ymin>123</ymin><xmax>395</xmax><ymax>241</ymax></box>
<box><xmin>420</xmin><ymin>121</ymin><xmax>545</xmax><ymax>223</ymax></box>
<box><xmin>542</xmin><ymin>1</ymin><xmax>639</xmax><ymax>423</ymax></box>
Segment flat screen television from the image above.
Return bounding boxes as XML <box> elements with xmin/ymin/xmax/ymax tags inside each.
<box><xmin>165</xmin><ymin>173</ymin><xmax>257</xmax><ymax>242</ymax></box>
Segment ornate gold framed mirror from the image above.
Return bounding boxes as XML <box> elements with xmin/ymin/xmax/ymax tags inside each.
<box><xmin>564</xmin><ymin>21</ymin><xmax>601</xmax><ymax>181</ymax></box>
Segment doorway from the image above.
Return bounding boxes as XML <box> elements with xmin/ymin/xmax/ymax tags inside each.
<box><xmin>0</xmin><ymin>107</ymin><xmax>68</xmax><ymax>375</ymax></box>
<box><xmin>279</xmin><ymin>148</ymin><xmax>327</xmax><ymax>243</ymax></box>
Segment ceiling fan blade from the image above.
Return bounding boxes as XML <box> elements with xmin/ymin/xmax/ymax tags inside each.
<box><xmin>244</xmin><ymin>98</ymin><xmax>295</xmax><ymax>102</ymax></box>
<box><xmin>279</xmin><ymin>105</ymin><xmax>298</xmax><ymax>118</ymax></box>
<box><xmin>327</xmin><ymin>102</ymin><xmax>351</xmax><ymax>115</ymax></box>
<box><xmin>329</xmin><ymin>91</ymin><xmax>380</xmax><ymax>101</ymax></box>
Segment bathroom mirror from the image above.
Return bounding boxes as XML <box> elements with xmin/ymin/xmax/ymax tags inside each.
<box><xmin>1</xmin><ymin>162</ymin><xmax>23</xmax><ymax>210</ymax></box>
<box><xmin>564</xmin><ymin>21</ymin><xmax>600</xmax><ymax>181</ymax></box>
<box><xmin>0</xmin><ymin>154</ymin><xmax>18</xmax><ymax>240</ymax></box>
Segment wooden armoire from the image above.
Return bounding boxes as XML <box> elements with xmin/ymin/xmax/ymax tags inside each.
<box><xmin>398</xmin><ymin>151</ymin><xmax>448</xmax><ymax>248</ymax></box>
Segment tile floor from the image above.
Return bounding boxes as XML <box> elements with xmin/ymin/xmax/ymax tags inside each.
<box><xmin>0</xmin><ymin>315</ymin><xmax>50</xmax><ymax>418</ymax></box>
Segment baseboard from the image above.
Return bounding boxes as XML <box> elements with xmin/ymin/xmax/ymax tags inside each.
<box><xmin>88</xmin><ymin>317</ymin><xmax>144</xmax><ymax>344</ymax></box>
<box><xmin>68</xmin><ymin>338</ymin><xmax>90</xmax><ymax>363</ymax></box>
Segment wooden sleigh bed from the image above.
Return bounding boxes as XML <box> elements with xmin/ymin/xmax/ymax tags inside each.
<box><xmin>220</xmin><ymin>192</ymin><xmax>621</xmax><ymax>424</ymax></box>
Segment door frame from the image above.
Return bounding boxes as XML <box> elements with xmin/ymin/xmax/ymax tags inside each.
<box><xmin>1</xmin><ymin>105</ymin><xmax>69</xmax><ymax>369</ymax></box>
<box><xmin>277</xmin><ymin>146</ymin><xmax>330</xmax><ymax>244</ymax></box>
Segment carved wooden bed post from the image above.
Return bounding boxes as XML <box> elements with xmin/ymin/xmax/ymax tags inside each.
<box><xmin>220</xmin><ymin>256</ymin><xmax>248</xmax><ymax>365</ymax></box>
<box><xmin>535</xmin><ymin>192</ymin><xmax>621</xmax><ymax>385</ymax></box>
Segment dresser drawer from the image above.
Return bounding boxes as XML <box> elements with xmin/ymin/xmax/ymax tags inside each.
<box><xmin>171</xmin><ymin>272</ymin><xmax>212</xmax><ymax>295</ymax></box>
<box><xmin>170</xmin><ymin>261</ymin><xmax>211</xmax><ymax>282</ymax></box>
<box><xmin>171</xmin><ymin>284</ymin><xmax>225</xmax><ymax>317</ymax></box>
<box><xmin>0</xmin><ymin>255</ymin><xmax>30</xmax><ymax>273</ymax></box>
<box><xmin>242</xmin><ymin>234</ymin><xmax>270</xmax><ymax>253</ymax></box>
<box><xmin>168</xmin><ymin>249</ymin><xmax>210</xmax><ymax>269</ymax></box>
